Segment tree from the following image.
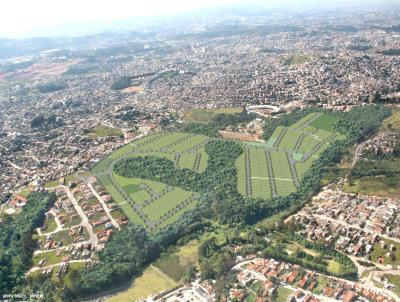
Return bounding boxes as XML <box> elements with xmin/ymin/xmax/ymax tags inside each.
<box><xmin>31</xmin><ymin>115</ymin><xmax>45</xmax><ymax>128</ymax></box>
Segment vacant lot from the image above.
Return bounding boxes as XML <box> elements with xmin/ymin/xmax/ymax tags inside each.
<box><xmin>87</xmin><ymin>125</ymin><xmax>123</xmax><ymax>138</ymax></box>
<box><xmin>183</xmin><ymin>107</ymin><xmax>242</xmax><ymax>123</ymax></box>
<box><xmin>106</xmin><ymin>266</ymin><xmax>177</xmax><ymax>302</ymax></box>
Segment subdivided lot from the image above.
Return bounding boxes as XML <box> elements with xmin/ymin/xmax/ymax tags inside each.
<box><xmin>92</xmin><ymin>132</ymin><xmax>211</xmax><ymax>230</ymax></box>
<box><xmin>236</xmin><ymin>113</ymin><xmax>343</xmax><ymax>200</ymax></box>
<box><xmin>93</xmin><ymin>132</ymin><xmax>210</xmax><ymax>175</ymax></box>
<box><xmin>95</xmin><ymin>171</ymin><xmax>198</xmax><ymax>230</ymax></box>
<box><xmin>93</xmin><ymin>114</ymin><xmax>343</xmax><ymax>225</ymax></box>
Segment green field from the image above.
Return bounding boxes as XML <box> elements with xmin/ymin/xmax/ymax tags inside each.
<box><xmin>276</xmin><ymin>286</ymin><xmax>293</xmax><ymax>302</ymax></box>
<box><xmin>183</xmin><ymin>107</ymin><xmax>243</xmax><ymax>123</ymax></box>
<box><xmin>310</xmin><ymin>113</ymin><xmax>340</xmax><ymax>131</ymax></box>
<box><xmin>236</xmin><ymin>112</ymin><xmax>342</xmax><ymax>199</ymax></box>
<box><xmin>93</xmin><ymin>113</ymin><xmax>343</xmax><ymax>228</ymax></box>
<box><xmin>286</xmin><ymin>54</ymin><xmax>310</xmax><ymax>65</ymax></box>
<box><xmin>87</xmin><ymin>125</ymin><xmax>123</xmax><ymax>138</ymax></box>
<box><xmin>92</xmin><ymin>132</ymin><xmax>207</xmax><ymax>230</ymax></box>
<box><xmin>106</xmin><ymin>266</ymin><xmax>177</xmax><ymax>302</ymax></box>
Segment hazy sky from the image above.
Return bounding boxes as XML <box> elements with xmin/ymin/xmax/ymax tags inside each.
<box><xmin>0</xmin><ymin>0</ymin><xmax>246</xmax><ymax>37</ymax></box>
<box><xmin>0</xmin><ymin>0</ymin><xmax>393</xmax><ymax>38</ymax></box>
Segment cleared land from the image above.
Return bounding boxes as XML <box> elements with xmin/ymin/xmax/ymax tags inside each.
<box><xmin>92</xmin><ymin>133</ymin><xmax>206</xmax><ymax>229</ymax></box>
<box><xmin>183</xmin><ymin>107</ymin><xmax>243</xmax><ymax>123</ymax></box>
<box><xmin>106</xmin><ymin>266</ymin><xmax>177</xmax><ymax>302</ymax></box>
<box><xmin>87</xmin><ymin>125</ymin><xmax>123</xmax><ymax>138</ymax></box>
<box><xmin>93</xmin><ymin>114</ymin><xmax>343</xmax><ymax>228</ymax></box>
<box><xmin>236</xmin><ymin>113</ymin><xmax>342</xmax><ymax>199</ymax></box>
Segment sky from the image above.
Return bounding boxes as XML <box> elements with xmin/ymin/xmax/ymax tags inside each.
<box><xmin>0</xmin><ymin>0</ymin><xmax>246</xmax><ymax>37</ymax></box>
<box><xmin>0</xmin><ymin>0</ymin><xmax>393</xmax><ymax>38</ymax></box>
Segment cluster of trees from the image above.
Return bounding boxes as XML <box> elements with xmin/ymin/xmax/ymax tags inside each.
<box><xmin>277</xmin><ymin>230</ymin><xmax>357</xmax><ymax>279</ymax></box>
<box><xmin>182</xmin><ymin>110</ymin><xmax>257</xmax><ymax>137</ymax></box>
<box><xmin>64</xmin><ymin>65</ymin><xmax>96</xmax><ymax>75</ymax></box>
<box><xmin>30</xmin><ymin>114</ymin><xmax>62</xmax><ymax>129</ymax></box>
<box><xmin>113</xmin><ymin>106</ymin><xmax>148</xmax><ymax>124</ymax></box>
<box><xmin>198</xmin><ymin>238</ymin><xmax>237</xmax><ymax>299</ymax></box>
<box><xmin>37</xmin><ymin>82</ymin><xmax>67</xmax><ymax>93</ymax></box>
<box><xmin>377</xmin><ymin>49</ymin><xmax>400</xmax><ymax>56</ymax></box>
<box><xmin>198</xmin><ymin>238</ymin><xmax>236</xmax><ymax>280</ymax></box>
<box><xmin>350</xmin><ymin>159</ymin><xmax>400</xmax><ymax>180</ymax></box>
<box><xmin>0</xmin><ymin>60</ymin><xmax>35</xmax><ymax>73</ymax></box>
<box><xmin>0</xmin><ymin>192</ymin><xmax>56</xmax><ymax>296</ymax></box>
<box><xmin>69</xmin><ymin>225</ymin><xmax>159</xmax><ymax>296</ymax></box>
<box><xmin>111</xmin><ymin>76</ymin><xmax>133</xmax><ymax>90</ymax></box>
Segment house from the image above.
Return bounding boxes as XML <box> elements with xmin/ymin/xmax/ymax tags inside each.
<box><xmin>342</xmin><ymin>291</ymin><xmax>357</xmax><ymax>302</ymax></box>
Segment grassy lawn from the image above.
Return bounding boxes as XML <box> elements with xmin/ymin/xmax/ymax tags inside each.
<box><xmin>42</xmin><ymin>216</ymin><xmax>58</xmax><ymax>233</ymax></box>
<box><xmin>286</xmin><ymin>54</ymin><xmax>310</xmax><ymax>65</ymax></box>
<box><xmin>65</xmin><ymin>216</ymin><xmax>81</xmax><ymax>228</ymax></box>
<box><xmin>154</xmin><ymin>238</ymin><xmax>201</xmax><ymax>283</ymax></box>
<box><xmin>244</xmin><ymin>292</ymin><xmax>257</xmax><ymax>302</ymax></box>
<box><xmin>343</xmin><ymin>177</ymin><xmax>400</xmax><ymax>199</ymax></box>
<box><xmin>312</xmin><ymin>275</ymin><xmax>330</xmax><ymax>295</ymax></box>
<box><xmin>32</xmin><ymin>250</ymin><xmax>67</xmax><ymax>266</ymax></box>
<box><xmin>369</xmin><ymin>239</ymin><xmax>400</xmax><ymax>266</ymax></box>
<box><xmin>154</xmin><ymin>200</ymin><xmax>197</xmax><ymax>230</ymax></box>
<box><xmin>276</xmin><ymin>286</ymin><xmax>293</xmax><ymax>302</ymax></box>
<box><xmin>250</xmin><ymin>281</ymin><xmax>261</xmax><ymax>295</ymax></box>
<box><xmin>44</xmin><ymin>180</ymin><xmax>60</xmax><ymax>189</ymax></box>
<box><xmin>183</xmin><ymin>108</ymin><xmax>243</xmax><ymax>123</ymax></box>
<box><xmin>106</xmin><ymin>266</ymin><xmax>177</xmax><ymax>302</ymax></box>
<box><xmin>110</xmin><ymin>209</ymin><xmax>126</xmax><ymax>220</ymax></box>
<box><xmin>286</xmin><ymin>242</ymin><xmax>320</xmax><ymax>257</ymax></box>
<box><xmin>123</xmin><ymin>184</ymin><xmax>142</xmax><ymax>195</ymax></box>
<box><xmin>384</xmin><ymin>275</ymin><xmax>400</xmax><ymax>297</ymax></box>
<box><xmin>87</xmin><ymin>125</ymin><xmax>123</xmax><ymax>138</ymax></box>
<box><xmin>17</xmin><ymin>187</ymin><xmax>32</xmax><ymax>198</ymax></box>
<box><xmin>154</xmin><ymin>254</ymin><xmax>186</xmax><ymax>282</ymax></box>
<box><xmin>177</xmin><ymin>239</ymin><xmax>200</xmax><ymax>267</ymax></box>
<box><xmin>310</xmin><ymin>114</ymin><xmax>340</xmax><ymax>132</ymax></box>
<box><xmin>327</xmin><ymin>259</ymin><xmax>342</xmax><ymax>274</ymax></box>
<box><xmin>30</xmin><ymin>262</ymin><xmax>86</xmax><ymax>289</ymax></box>
<box><xmin>63</xmin><ymin>262</ymin><xmax>87</xmax><ymax>289</ymax></box>
<box><xmin>382</xmin><ymin>110</ymin><xmax>400</xmax><ymax>131</ymax></box>
<box><xmin>65</xmin><ymin>175</ymin><xmax>80</xmax><ymax>185</ymax></box>
<box><xmin>51</xmin><ymin>229</ymin><xmax>74</xmax><ymax>245</ymax></box>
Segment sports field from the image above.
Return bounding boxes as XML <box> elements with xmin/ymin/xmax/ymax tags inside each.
<box><xmin>236</xmin><ymin>112</ymin><xmax>342</xmax><ymax>199</ymax></box>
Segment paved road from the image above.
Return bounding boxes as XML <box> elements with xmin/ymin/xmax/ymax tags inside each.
<box><xmin>63</xmin><ymin>186</ymin><xmax>98</xmax><ymax>247</ymax></box>
<box><xmin>233</xmin><ymin>258</ymin><xmax>399</xmax><ymax>302</ymax></box>
<box><xmin>351</xmin><ymin>143</ymin><xmax>365</xmax><ymax>169</ymax></box>
<box><xmin>95</xmin><ymin>146</ymin><xmax>155</xmax><ymax>228</ymax></box>
<box><xmin>233</xmin><ymin>260</ymin><xmax>341</xmax><ymax>302</ymax></box>
<box><xmin>308</xmin><ymin>213</ymin><xmax>400</xmax><ymax>244</ymax></box>
<box><xmin>27</xmin><ymin>259</ymin><xmax>91</xmax><ymax>275</ymax></box>
<box><xmin>36</xmin><ymin>210</ymin><xmax>65</xmax><ymax>237</ymax></box>
<box><xmin>87</xmin><ymin>182</ymin><xmax>120</xmax><ymax>229</ymax></box>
